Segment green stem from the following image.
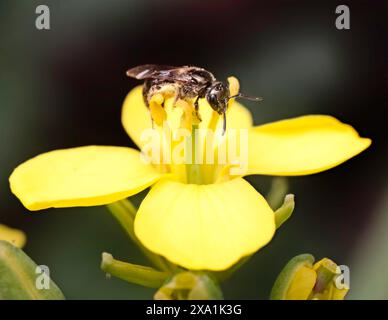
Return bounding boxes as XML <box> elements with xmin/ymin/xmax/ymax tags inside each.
<box><xmin>101</xmin><ymin>253</ymin><xmax>169</xmax><ymax>288</ymax></box>
<box><xmin>106</xmin><ymin>199</ymin><xmax>173</xmax><ymax>272</ymax></box>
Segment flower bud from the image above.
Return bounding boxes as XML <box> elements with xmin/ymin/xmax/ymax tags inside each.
<box><xmin>270</xmin><ymin>254</ymin><xmax>349</xmax><ymax>300</ymax></box>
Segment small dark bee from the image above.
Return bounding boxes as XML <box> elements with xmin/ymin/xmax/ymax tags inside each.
<box><xmin>126</xmin><ymin>64</ymin><xmax>262</xmax><ymax>133</ymax></box>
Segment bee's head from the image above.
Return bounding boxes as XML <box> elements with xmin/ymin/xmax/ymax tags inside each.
<box><xmin>205</xmin><ymin>80</ymin><xmax>262</xmax><ymax>134</ymax></box>
<box><xmin>205</xmin><ymin>81</ymin><xmax>230</xmax><ymax>114</ymax></box>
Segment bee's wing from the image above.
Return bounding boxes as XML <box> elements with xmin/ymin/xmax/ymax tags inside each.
<box><xmin>126</xmin><ymin>64</ymin><xmax>181</xmax><ymax>80</ymax></box>
<box><xmin>126</xmin><ymin>65</ymin><xmax>202</xmax><ymax>84</ymax></box>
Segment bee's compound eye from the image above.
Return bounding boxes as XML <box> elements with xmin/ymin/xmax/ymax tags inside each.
<box><xmin>207</xmin><ymin>93</ymin><xmax>218</xmax><ymax>105</ymax></box>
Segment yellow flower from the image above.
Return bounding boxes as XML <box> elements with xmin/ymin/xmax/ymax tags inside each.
<box><xmin>0</xmin><ymin>224</ymin><xmax>26</xmax><ymax>248</ymax></box>
<box><xmin>9</xmin><ymin>77</ymin><xmax>370</xmax><ymax>271</ymax></box>
<box><xmin>271</xmin><ymin>254</ymin><xmax>349</xmax><ymax>300</ymax></box>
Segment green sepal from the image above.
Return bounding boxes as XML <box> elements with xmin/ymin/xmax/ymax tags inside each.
<box><xmin>274</xmin><ymin>194</ymin><xmax>295</xmax><ymax>229</ymax></box>
<box><xmin>0</xmin><ymin>240</ymin><xmax>65</xmax><ymax>300</ymax></box>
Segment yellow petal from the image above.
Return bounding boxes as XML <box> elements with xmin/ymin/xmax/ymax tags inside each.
<box><xmin>0</xmin><ymin>224</ymin><xmax>26</xmax><ymax>248</ymax></box>
<box><xmin>134</xmin><ymin>178</ymin><xmax>275</xmax><ymax>271</ymax></box>
<box><xmin>10</xmin><ymin>146</ymin><xmax>161</xmax><ymax>211</ymax></box>
<box><xmin>122</xmin><ymin>86</ymin><xmax>253</xmax><ymax>149</ymax></box>
<box><xmin>313</xmin><ymin>257</ymin><xmax>337</xmax><ymax>272</ymax></box>
<box><xmin>286</xmin><ymin>266</ymin><xmax>317</xmax><ymax>300</ymax></box>
<box><xmin>122</xmin><ymin>86</ymin><xmax>152</xmax><ymax>149</ymax></box>
<box><xmin>247</xmin><ymin>115</ymin><xmax>371</xmax><ymax>176</ymax></box>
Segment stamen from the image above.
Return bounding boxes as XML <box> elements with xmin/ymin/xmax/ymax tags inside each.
<box><xmin>227</xmin><ymin>76</ymin><xmax>240</xmax><ymax>103</ymax></box>
<box><xmin>175</xmin><ymin>99</ymin><xmax>193</xmax><ymax>132</ymax></box>
<box><xmin>149</xmin><ymin>93</ymin><xmax>166</xmax><ymax>126</ymax></box>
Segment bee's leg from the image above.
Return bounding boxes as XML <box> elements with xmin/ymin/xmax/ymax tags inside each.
<box><xmin>146</xmin><ymin>103</ymin><xmax>155</xmax><ymax>129</ymax></box>
<box><xmin>143</xmin><ymin>97</ymin><xmax>155</xmax><ymax>129</ymax></box>
<box><xmin>194</xmin><ymin>96</ymin><xmax>200</xmax><ymax>111</ymax></box>
<box><xmin>143</xmin><ymin>80</ymin><xmax>152</xmax><ymax>106</ymax></box>
<box><xmin>151</xmin><ymin>116</ymin><xmax>155</xmax><ymax>129</ymax></box>
<box><xmin>194</xmin><ymin>96</ymin><xmax>202</xmax><ymax>121</ymax></box>
<box><xmin>142</xmin><ymin>97</ymin><xmax>154</xmax><ymax>129</ymax></box>
<box><xmin>222</xmin><ymin>112</ymin><xmax>226</xmax><ymax>135</ymax></box>
<box><xmin>171</xmin><ymin>92</ymin><xmax>180</xmax><ymax>107</ymax></box>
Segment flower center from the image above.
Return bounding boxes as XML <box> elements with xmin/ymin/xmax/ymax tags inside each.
<box><xmin>142</xmin><ymin>77</ymin><xmax>241</xmax><ymax>185</ymax></box>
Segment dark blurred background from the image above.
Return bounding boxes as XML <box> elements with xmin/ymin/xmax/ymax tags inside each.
<box><xmin>0</xmin><ymin>0</ymin><xmax>386</xmax><ymax>299</ymax></box>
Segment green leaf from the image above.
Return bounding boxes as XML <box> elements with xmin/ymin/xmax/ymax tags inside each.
<box><xmin>0</xmin><ymin>240</ymin><xmax>65</xmax><ymax>300</ymax></box>
<box><xmin>101</xmin><ymin>252</ymin><xmax>169</xmax><ymax>288</ymax></box>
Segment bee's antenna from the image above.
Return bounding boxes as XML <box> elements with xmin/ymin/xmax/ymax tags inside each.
<box><xmin>229</xmin><ymin>93</ymin><xmax>263</xmax><ymax>102</ymax></box>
